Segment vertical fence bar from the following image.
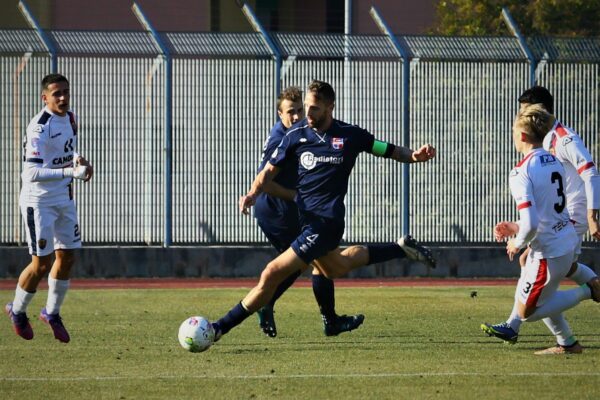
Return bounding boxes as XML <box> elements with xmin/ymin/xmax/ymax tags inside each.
<box><xmin>369</xmin><ymin>6</ymin><xmax>411</xmax><ymax>236</ymax></box>
<box><xmin>132</xmin><ymin>2</ymin><xmax>172</xmax><ymax>247</ymax></box>
<box><xmin>502</xmin><ymin>7</ymin><xmax>536</xmax><ymax>87</ymax></box>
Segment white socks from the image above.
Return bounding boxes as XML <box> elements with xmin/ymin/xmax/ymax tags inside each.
<box><xmin>542</xmin><ymin>315</ymin><xmax>576</xmax><ymax>346</ymax></box>
<box><xmin>12</xmin><ymin>285</ymin><xmax>35</xmax><ymax>314</ymax></box>
<box><xmin>46</xmin><ymin>277</ymin><xmax>70</xmax><ymax>315</ymax></box>
<box><xmin>568</xmin><ymin>263</ymin><xmax>597</xmax><ymax>285</ymax></box>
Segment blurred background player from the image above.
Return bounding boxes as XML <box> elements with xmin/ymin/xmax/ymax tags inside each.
<box><xmin>482</xmin><ymin>87</ymin><xmax>600</xmax><ymax>354</ymax></box>
<box><xmin>482</xmin><ymin>104</ymin><xmax>596</xmax><ymax>354</ymax></box>
<box><xmin>253</xmin><ymin>86</ymin><xmax>364</xmax><ymax>337</ymax></box>
<box><xmin>209</xmin><ymin>80</ymin><xmax>436</xmax><ymax>345</ymax></box>
<box><xmin>5</xmin><ymin>73</ymin><xmax>93</xmax><ymax>343</ymax></box>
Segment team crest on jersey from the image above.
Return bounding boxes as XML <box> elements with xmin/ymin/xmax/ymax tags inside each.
<box><xmin>38</xmin><ymin>239</ymin><xmax>47</xmax><ymax>250</ymax></box>
<box><xmin>332</xmin><ymin>137</ymin><xmax>345</xmax><ymax>150</ymax></box>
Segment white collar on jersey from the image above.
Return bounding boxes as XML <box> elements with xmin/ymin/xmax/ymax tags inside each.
<box><xmin>312</xmin><ymin>129</ymin><xmax>327</xmax><ymax>143</ymax></box>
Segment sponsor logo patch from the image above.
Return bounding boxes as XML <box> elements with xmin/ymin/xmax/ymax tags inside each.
<box><xmin>300</xmin><ymin>151</ymin><xmax>343</xmax><ymax>170</ymax></box>
<box><xmin>539</xmin><ymin>154</ymin><xmax>557</xmax><ymax>165</ymax></box>
<box><xmin>50</xmin><ymin>132</ymin><xmax>62</xmax><ymax>139</ymax></box>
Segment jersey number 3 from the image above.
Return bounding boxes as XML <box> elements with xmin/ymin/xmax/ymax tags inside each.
<box><xmin>551</xmin><ymin>171</ymin><xmax>566</xmax><ymax>213</ymax></box>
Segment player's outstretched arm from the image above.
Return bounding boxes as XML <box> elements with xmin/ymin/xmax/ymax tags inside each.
<box><xmin>389</xmin><ymin>143</ymin><xmax>436</xmax><ymax>163</ymax></box>
<box><xmin>239</xmin><ymin>162</ymin><xmax>281</xmax><ymax>215</ymax></box>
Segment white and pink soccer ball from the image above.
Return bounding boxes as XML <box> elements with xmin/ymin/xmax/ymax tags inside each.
<box><xmin>178</xmin><ymin>316</ymin><xmax>215</xmax><ymax>353</ymax></box>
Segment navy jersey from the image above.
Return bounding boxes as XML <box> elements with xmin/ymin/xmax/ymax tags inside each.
<box><xmin>254</xmin><ymin>120</ymin><xmax>300</xmax><ymax>242</ymax></box>
<box><xmin>270</xmin><ymin>118</ymin><xmax>375</xmax><ymax>220</ymax></box>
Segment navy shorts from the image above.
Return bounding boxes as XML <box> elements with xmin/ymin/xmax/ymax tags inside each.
<box><xmin>257</xmin><ymin>218</ymin><xmax>300</xmax><ymax>254</ymax></box>
<box><xmin>290</xmin><ymin>212</ymin><xmax>345</xmax><ymax>265</ymax></box>
<box><xmin>255</xmin><ymin>194</ymin><xmax>301</xmax><ymax>253</ymax></box>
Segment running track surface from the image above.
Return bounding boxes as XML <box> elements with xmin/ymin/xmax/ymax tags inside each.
<box><xmin>0</xmin><ymin>278</ymin><xmax>517</xmax><ymax>290</ymax></box>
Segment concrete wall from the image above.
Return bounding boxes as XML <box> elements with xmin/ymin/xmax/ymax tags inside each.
<box><xmin>1</xmin><ymin>246</ymin><xmax>598</xmax><ymax>279</ymax></box>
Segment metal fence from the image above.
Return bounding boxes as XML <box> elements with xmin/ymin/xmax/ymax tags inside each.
<box><xmin>1</xmin><ymin>28</ymin><xmax>599</xmax><ymax>246</ymax></box>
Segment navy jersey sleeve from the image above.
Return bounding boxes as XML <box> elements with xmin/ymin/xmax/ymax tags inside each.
<box><xmin>258</xmin><ymin>123</ymin><xmax>285</xmax><ymax>172</ymax></box>
<box><xmin>270</xmin><ymin>133</ymin><xmax>295</xmax><ymax>168</ymax></box>
<box><xmin>355</xmin><ymin>128</ymin><xmax>376</xmax><ymax>154</ymax></box>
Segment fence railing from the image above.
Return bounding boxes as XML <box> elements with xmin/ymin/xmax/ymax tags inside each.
<box><xmin>1</xmin><ymin>28</ymin><xmax>598</xmax><ymax>246</ymax></box>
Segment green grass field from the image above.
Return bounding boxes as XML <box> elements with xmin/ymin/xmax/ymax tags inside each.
<box><xmin>1</xmin><ymin>285</ymin><xmax>599</xmax><ymax>399</ymax></box>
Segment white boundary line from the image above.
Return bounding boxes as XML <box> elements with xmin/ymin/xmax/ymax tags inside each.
<box><xmin>3</xmin><ymin>371</ymin><xmax>600</xmax><ymax>382</ymax></box>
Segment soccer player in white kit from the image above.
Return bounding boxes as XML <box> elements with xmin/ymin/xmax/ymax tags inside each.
<box><xmin>5</xmin><ymin>74</ymin><xmax>93</xmax><ymax>343</ymax></box>
<box><xmin>483</xmin><ymin>87</ymin><xmax>600</xmax><ymax>354</ymax></box>
<box><xmin>481</xmin><ymin>104</ymin><xmax>595</xmax><ymax>353</ymax></box>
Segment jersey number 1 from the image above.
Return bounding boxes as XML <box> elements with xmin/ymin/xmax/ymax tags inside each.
<box><xmin>551</xmin><ymin>171</ymin><xmax>566</xmax><ymax>213</ymax></box>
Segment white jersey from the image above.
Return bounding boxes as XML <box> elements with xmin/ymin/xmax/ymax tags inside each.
<box><xmin>543</xmin><ymin>121</ymin><xmax>600</xmax><ymax>227</ymax></box>
<box><xmin>20</xmin><ymin>107</ymin><xmax>78</xmax><ymax>206</ymax></box>
<box><xmin>510</xmin><ymin>148</ymin><xmax>577</xmax><ymax>259</ymax></box>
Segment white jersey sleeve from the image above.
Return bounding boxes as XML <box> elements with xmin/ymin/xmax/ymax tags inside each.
<box><xmin>510</xmin><ymin>170</ymin><xmax>538</xmax><ymax>249</ymax></box>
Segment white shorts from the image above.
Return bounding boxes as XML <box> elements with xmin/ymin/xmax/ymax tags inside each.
<box><xmin>572</xmin><ymin>220</ymin><xmax>588</xmax><ymax>262</ymax></box>
<box><xmin>20</xmin><ymin>202</ymin><xmax>81</xmax><ymax>257</ymax></box>
<box><xmin>517</xmin><ymin>251</ymin><xmax>574</xmax><ymax>308</ymax></box>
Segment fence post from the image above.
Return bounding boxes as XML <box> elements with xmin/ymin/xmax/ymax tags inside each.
<box><xmin>369</xmin><ymin>6</ymin><xmax>411</xmax><ymax>236</ymax></box>
<box><xmin>237</xmin><ymin>1</ymin><xmax>281</xmax><ymax>118</ymax></box>
<box><xmin>18</xmin><ymin>0</ymin><xmax>56</xmax><ymax>73</ymax></box>
<box><xmin>502</xmin><ymin>7</ymin><xmax>536</xmax><ymax>87</ymax></box>
<box><xmin>132</xmin><ymin>2</ymin><xmax>173</xmax><ymax>247</ymax></box>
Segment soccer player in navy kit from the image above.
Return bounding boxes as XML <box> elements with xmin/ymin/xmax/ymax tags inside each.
<box><xmin>5</xmin><ymin>74</ymin><xmax>93</xmax><ymax>343</ymax></box>
<box><xmin>254</xmin><ymin>86</ymin><xmax>364</xmax><ymax>337</ymax></box>
<box><xmin>209</xmin><ymin>80</ymin><xmax>436</xmax><ymax>344</ymax></box>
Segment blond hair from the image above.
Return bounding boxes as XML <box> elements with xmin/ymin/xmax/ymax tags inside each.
<box><xmin>515</xmin><ymin>103</ymin><xmax>556</xmax><ymax>142</ymax></box>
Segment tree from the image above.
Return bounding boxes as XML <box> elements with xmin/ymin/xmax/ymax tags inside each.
<box><xmin>432</xmin><ymin>0</ymin><xmax>600</xmax><ymax>36</ymax></box>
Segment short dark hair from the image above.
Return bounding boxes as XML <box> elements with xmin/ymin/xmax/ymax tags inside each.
<box><xmin>42</xmin><ymin>73</ymin><xmax>69</xmax><ymax>91</ymax></box>
<box><xmin>277</xmin><ymin>86</ymin><xmax>302</xmax><ymax>111</ymax></box>
<box><xmin>518</xmin><ymin>86</ymin><xmax>553</xmax><ymax>114</ymax></box>
<box><xmin>307</xmin><ymin>80</ymin><xmax>335</xmax><ymax>104</ymax></box>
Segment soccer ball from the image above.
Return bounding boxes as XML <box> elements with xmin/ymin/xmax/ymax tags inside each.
<box><xmin>178</xmin><ymin>316</ymin><xmax>215</xmax><ymax>353</ymax></box>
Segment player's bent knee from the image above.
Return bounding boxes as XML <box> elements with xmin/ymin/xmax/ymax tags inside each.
<box><xmin>259</xmin><ymin>262</ymin><xmax>289</xmax><ymax>287</ymax></box>
<box><xmin>566</xmin><ymin>262</ymin><xmax>578</xmax><ymax>277</ymax></box>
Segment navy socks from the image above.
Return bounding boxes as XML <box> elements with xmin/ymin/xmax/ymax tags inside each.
<box><xmin>312</xmin><ymin>274</ymin><xmax>336</xmax><ymax>319</ymax></box>
<box><xmin>214</xmin><ymin>302</ymin><xmax>251</xmax><ymax>335</ymax></box>
<box><xmin>366</xmin><ymin>243</ymin><xmax>406</xmax><ymax>265</ymax></box>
